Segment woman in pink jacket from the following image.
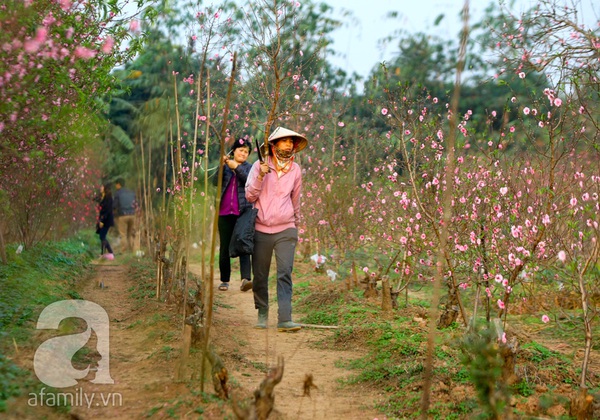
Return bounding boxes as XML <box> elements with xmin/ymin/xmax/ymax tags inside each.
<box><xmin>245</xmin><ymin>127</ymin><xmax>308</xmax><ymax>332</ymax></box>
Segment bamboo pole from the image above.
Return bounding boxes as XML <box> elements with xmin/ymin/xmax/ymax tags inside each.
<box><xmin>201</xmin><ymin>71</ymin><xmax>211</xmax><ymax>285</ymax></box>
<box><xmin>177</xmin><ymin>70</ymin><xmax>205</xmax><ymax>381</ymax></box>
<box><xmin>139</xmin><ymin>132</ymin><xmax>149</xmax><ymax>253</ymax></box>
<box><xmin>172</xmin><ymin>72</ymin><xmax>185</xmax><ymax>292</ymax></box>
<box><xmin>147</xmin><ymin>128</ymin><xmax>153</xmax><ymax>251</ymax></box>
<box><xmin>201</xmin><ymin>52</ymin><xmax>237</xmax><ymax>393</ymax></box>
<box><xmin>156</xmin><ymin>120</ymin><xmax>170</xmax><ymax>301</ymax></box>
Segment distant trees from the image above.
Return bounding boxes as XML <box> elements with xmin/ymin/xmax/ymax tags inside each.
<box><xmin>0</xmin><ymin>0</ymin><xmax>153</xmax><ymax>250</ymax></box>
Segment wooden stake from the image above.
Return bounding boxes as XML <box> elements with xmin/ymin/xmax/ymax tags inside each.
<box><xmin>176</xmin><ymin>323</ymin><xmax>193</xmax><ymax>381</ymax></box>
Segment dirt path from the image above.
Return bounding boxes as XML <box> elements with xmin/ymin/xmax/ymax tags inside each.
<box><xmin>201</xmin><ymin>269</ymin><xmax>386</xmax><ymax>419</ymax></box>
<box><xmin>68</xmin><ymin>261</ymin><xmax>190</xmax><ymax>419</ymax></box>
<box><xmin>10</xmin><ymin>259</ymin><xmax>385</xmax><ymax>419</ymax></box>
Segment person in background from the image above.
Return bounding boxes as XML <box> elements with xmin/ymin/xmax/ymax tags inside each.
<box><xmin>96</xmin><ymin>184</ymin><xmax>114</xmax><ymax>259</ymax></box>
<box><xmin>245</xmin><ymin>127</ymin><xmax>307</xmax><ymax>332</ymax></box>
<box><xmin>214</xmin><ymin>138</ymin><xmax>253</xmax><ymax>292</ymax></box>
<box><xmin>113</xmin><ymin>179</ymin><xmax>137</xmax><ymax>253</ymax></box>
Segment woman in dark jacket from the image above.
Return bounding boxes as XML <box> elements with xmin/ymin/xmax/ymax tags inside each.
<box><xmin>96</xmin><ymin>184</ymin><xmax>115</xmax><ymax>258</ymax></box>
<box><xmin>213</xmin><ymin>138</ymin><xmax>253</xmax><ymax>291</ymax></box>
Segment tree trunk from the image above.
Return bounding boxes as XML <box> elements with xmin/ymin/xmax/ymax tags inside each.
<box><xmin>437</xmin><ymin>286</ymin><xmax>460</xmax><ymax>328</ymax></box>
<box><xmin>381</xmin><ymin>277</ymin><xmax>393</xmax><ymax>315</ymax></box>
<box><xmin>570</xmin><ymin>387</ymin><xmax>594</xmax><ymax>420</ymax></box>
<box><xmin>499</xmin><ymin>336</ymin><xmax>519</xmax><ymax>386</ymax></box>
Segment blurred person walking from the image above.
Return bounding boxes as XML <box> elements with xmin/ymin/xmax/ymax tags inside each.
<box><xmin>96</xmin><ymin>184</ymin><xmax>115</xmax><ymax>259</ymax></box>
<box><xmin>113</xmin><ymin>179</ymin><xmax>137</xmax><ymax>253</ymax></box>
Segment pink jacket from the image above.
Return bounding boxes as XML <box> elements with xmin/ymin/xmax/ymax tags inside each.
<box><xmin>245</xmin><ymin>157</ymin><xmax>302</xmax><ymax>234</ymax></box>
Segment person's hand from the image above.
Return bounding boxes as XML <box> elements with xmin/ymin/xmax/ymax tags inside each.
<box><xmin>99</xmin><ymin>222</ymin><xmax>104</xmax><ymax>228</ymax></box>
<box><xmin>226</xmin><ymin>158</ymin><xmax>238</xmax><ymax>170</ymax></box>
<box><xmin>258</xmin><ymin>162</ymin><xmax>269</xmax><ymax>179</ymax></box>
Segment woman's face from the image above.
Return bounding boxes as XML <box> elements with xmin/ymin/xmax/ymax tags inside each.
<box><xmin>233</xmin><ymin>146</ymin><xmax>250</xmax><ymax>163</ymax></box>
<box><xmin>100</xmin><ymin>185</ymin><xmax>105</xmax><ymax>194</ymax></box>
<box><xmin>275</xmin><ymin>137</ymin><xmax>294</xmax><ymax>152</ymax></box>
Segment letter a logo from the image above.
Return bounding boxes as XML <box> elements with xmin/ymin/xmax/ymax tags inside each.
<box><xmin>33</xmin><ymin>300</ymin><xmax>114</xmax><ymax>388</ymax></box>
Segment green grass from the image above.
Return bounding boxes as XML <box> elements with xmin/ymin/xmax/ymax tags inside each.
<box><xmin>0</xmin><ymin>240</ymin><xmax>92</xmax><ymax>334</ymax></box>
<box><xmin>0</xmin><ymin>354</ymin><xmax>29</xmax><ymax>412</ymax></box>
<box><xmin>521</xmin><ymin>341</ymin><xmax>561</xmax><ymax>363</ymax></box>
<box><xmin>0</xmin><ymin>232</ymin><xmax>97</xmax><ymax>412</ymax></box>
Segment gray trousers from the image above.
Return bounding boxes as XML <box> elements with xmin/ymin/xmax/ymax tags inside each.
<box><xmin>252</xmin><ymin>228</ymin><xmax>298</xmax><ymax>323</ymax></box>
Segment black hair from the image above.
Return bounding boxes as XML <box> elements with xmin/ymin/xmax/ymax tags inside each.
<box><xmin>103</xmin><ymin>184</ymin><xmax>113</xmax><ymax>198</ymax></box>
<box><xmin>230</xmin><ymin>138</ymin><xmax>251</xmax><ymax>154</ymax></box>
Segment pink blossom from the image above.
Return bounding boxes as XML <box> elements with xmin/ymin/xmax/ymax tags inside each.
<box><xmin>24</xmin><ymin>39</ymin><xmax>42</xmax><ymax>53</ymax></box>
<box><xmin>381</xmin><ymin>108</ymin><xmax>388</xmax><ymax>115</ymax></box>
<box><xmin>518</xmin><ymin>72</ymin><xmax>526</xmax><ymax>79</ymax></box>
<box><xmin>541</xmin><ymin>315</ymin><xmax>550</xmax><ymax>323</ymax></box>
<box><xmin>523</xmin><ymin>107</ymin><xmax>530</xmax><ymax>115</ymax></box>
<box><xmin>74</xmin><ymin>46</ymin><xmax>96</xmax><ymax>59</ymax></box>
<box><xmin>101</xmin><ymin>36</ymin><xmax>114</xmax><ymax>54</ymax></box>
<box><xmin>553</xmin><ymin>98</ymin><xmax>562</xmax><ymax>107</ymax></box>
<box><xmin>60</xmin><ymin>0</ymin><xmax>72</xmax><ymax>10</ymax></box>
<box><xmin>497</xmin><ymin>299</ymin><xmax>505</xmax><ymax>309</ymax></box>
<box><xmin>129</xmin><ymin>20</ymin><xmax>140</xmax><ymax>32</ymax></box>
<box><xmin>557</xmin><ymin>250</ymin><xmax>566</xmax><ymax>262</ymax></box>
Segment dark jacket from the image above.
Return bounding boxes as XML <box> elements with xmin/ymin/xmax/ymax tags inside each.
<box><xmin>113</xmin><ymin>187</ymin><xmax>136</xmax><ymax>216</ymax></box>
<box><xmin>98</xmin><ymin>195</ymin><xmax>114</xmax><ymax>228</ymax></box>
<box><xmin>213</xmin><ymin>161</ymin><xmax>252</xmax><ymax>212</ymax></box>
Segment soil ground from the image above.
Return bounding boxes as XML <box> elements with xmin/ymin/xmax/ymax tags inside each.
<box><xmin>6</xmin><ymin>257</ymin><xmax>387</xmax><ymax>419</ymax></box>
<box><xmin>7</xmin><ymin>254</ymin><xmax>600</xmax><ymax>419</ymax></box>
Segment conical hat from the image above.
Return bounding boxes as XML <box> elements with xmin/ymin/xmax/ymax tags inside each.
<box><xmin>268</xmin><ymin>127</ymin><xmax>308</xmax><ymax>152</ymax></box>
